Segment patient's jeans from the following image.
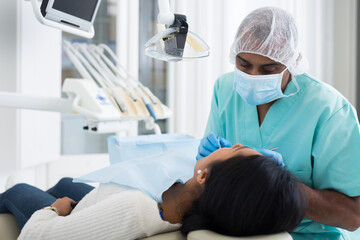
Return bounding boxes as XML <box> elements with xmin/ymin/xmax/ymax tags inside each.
<box><xmin>0</xmin><ymin>177</ymin><xmax>94</xmax><ymax>230</ymax></box>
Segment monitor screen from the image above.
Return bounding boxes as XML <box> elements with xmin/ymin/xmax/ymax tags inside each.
<box><xmin>53</xmin><ymin>0</ymin><xmax>99</xmax><ymax>22</ymax></box>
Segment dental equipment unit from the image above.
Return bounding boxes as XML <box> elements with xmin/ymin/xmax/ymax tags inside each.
<box><xmin>62</xmin><ymin>41</ymin><xmax>172</xmax><ymax>132</ymax></box>
<box><xmin>0</xmin><ymin>40</ymin><xmax>171</xmax><ymax>134</ymax></box>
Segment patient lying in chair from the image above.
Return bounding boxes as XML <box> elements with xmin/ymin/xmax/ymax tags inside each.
<box><xmin>0</xmin><ymin>144</ymin><xmax>307</xmax><ymax>240</ymax></box>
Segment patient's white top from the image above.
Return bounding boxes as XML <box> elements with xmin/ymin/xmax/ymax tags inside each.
<box><xmin>18</xmin><ymin>183</ymin><xmax>180</xmax><ymax>240</ymax></box>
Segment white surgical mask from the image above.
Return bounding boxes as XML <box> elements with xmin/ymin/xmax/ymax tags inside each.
<box><xmin>233</xmin><ymin>67</ymin><xmax>299</xmax><ymax>105</ymax></box>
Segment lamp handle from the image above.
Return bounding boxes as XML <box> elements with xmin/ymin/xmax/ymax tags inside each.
<box><xmin>157</xmin><ymin>0</ymin><xmax>175</xmax><ymax>25</ymax></box>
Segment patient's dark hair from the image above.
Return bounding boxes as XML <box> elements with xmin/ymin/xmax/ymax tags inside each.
<box><xmin>181</xmin><ymin>155</ymin><xmax>307</xmax><ymax>237</ymax></box>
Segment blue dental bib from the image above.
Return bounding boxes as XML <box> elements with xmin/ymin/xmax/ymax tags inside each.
<box><xmin>74</xmin><ymin>151</ymin><xmax>196</xmax><ymax>202</ymax></box>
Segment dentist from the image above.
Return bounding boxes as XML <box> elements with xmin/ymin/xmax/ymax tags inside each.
<box><xmin>197</xmin><ymin>6</ymin><xmax>360</xmax><ymax>240</ymax></box>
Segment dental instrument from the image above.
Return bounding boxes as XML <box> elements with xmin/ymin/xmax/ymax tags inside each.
<box><xmin>95</xmin><ymin>44</ymin><xmax>171</xmax><ymax>117</ymax></box>
<box><xmin>63</xmin><ymin>41</ymin><xmax>128</xmax><ymax>114</ymax></box>
<box><xmin>96</xmin><ymin>44</ymin><xmax>159</xmax><ymax>106</ymax></box>
<box><xmin>77</xmin><ymin>44</ymin><xmax>138</xmax><ymax>102</ymax></box>
<box><xmin>88</xmin><ymin>45</ymin><xmax>158</xmax><ymax>120</ymax></box>
<box><xmin>91</xmin><ymin>47</ymin><xmax>139</xmax><ymax>102</ymax></box>
<box><xmin>87</xmin><ymin>52</ymin><xmax>151</xmax><ymax>120</ymax></box>
<box><xmin>75</xmin><ymin>43</ymin><xmax>130</xmax><ymax>113</ymax></box>
<box><xmin>61</xmin><ymin>41</ymin><xmax>171</xmax><ymax>132</ymax></box>
<box><xmin>61</xmin><ymin>42</ymin><xmax>163</xmax><ymax>132</ymax></box>
<box><xmin>75</xmin><ymin>43</ymin><xmax>155</xmax><ymax>120</ymax></box>
<box><xmin>218</xmin><ymin>137</ymin><xmax>222</xmax><ymax>149</ymax></box>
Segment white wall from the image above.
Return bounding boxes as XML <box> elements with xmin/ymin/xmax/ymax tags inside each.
<box><xmin>18</xmin><ymin>2</ymin><xmax>62</xmax><ymax>169</ymax></box>
<box><xmin>0</xmin><ymin>0</ymin><xmax>61</xmax><ymax>190</ymax></box>
<box><xmin>0</xmin><ymin>1</ymin><xmax>18</xmax><ymax>175</ymax></box>
<box><xmin>332</xmin><ymin>0</ymin><xmax>357</xmax><ymax>106</ymax></box>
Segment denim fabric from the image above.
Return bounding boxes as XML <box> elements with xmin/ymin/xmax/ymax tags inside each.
<box><xmin>0</xmin><ymin>177</ymin><xmax>94</xmax><ymax>230</ymax></box>
<box><xmin>46</xmin><ymin>177</ymin><xmax>94</xmax><ymax>203</ymax></box>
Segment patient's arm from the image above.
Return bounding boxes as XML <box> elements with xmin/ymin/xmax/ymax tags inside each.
<box><xmin>18</xmin><ymin>190</ymin><xmax>179</xmax><ymax>240</ymax></box>
<box><xmin>301</xmin><ymin>183</ymin><xmax>360</xmax><ymax>231</ymax></box>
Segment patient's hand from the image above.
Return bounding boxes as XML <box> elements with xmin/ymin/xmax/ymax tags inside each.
<box><xmin>51</xmin><ymin>197</ymin><xmax>76</xmax><ymax>216</ymax></box>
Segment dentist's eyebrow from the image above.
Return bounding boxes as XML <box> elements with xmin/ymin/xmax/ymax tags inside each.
<box><xmin>237</xmin><ymin>55</ymin><xmax>249</xmax><ymax>63</ymax></box>
<box><xmin>237</xmin><ymin>55</ymin><xmax>281</xmax><ymax>67</ymax></box>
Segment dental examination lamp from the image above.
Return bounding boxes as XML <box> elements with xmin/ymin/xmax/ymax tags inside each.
<box><xmin>144</xmin><ymin>0</ymin><xmax>210</xmax><ymax>62</ymax></box>
<box><xmin>28</xmin><ymin>0</ymin><xmax>101</xmax><ymax>39</ymax></box>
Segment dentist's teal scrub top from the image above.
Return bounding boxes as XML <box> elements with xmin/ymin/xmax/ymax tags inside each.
<box><xmin>205</xmin><ymin>72</ymin><xmax>360</xmax><ymax>240</ymax></box>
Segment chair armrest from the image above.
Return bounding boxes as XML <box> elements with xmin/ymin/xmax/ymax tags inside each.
<box><xmin>0</xmin><ymin>214</ymin><xmax>20</xmax><ymax>240</ymax></box>
<box><xmin>142</xmin><ymin>231</ymin><xmax>186</xmax><ymax>240</ymax></box>
<box><xmin>188</xmin><ymin>230</ymin><xmax>292</xmax><ymax>240</ymax></box>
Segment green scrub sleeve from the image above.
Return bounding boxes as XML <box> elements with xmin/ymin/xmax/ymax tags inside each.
<box><xmin>204</xmin><ymin>78</ymin><xmax>225</xmax><ymax>137</ymax></box>
<box><xmin>312</xmin><ymin>103</ymin><xmax>360</xmax><ymax>197</ymax></box>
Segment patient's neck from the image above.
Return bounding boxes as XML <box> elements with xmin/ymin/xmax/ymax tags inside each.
<box><xmin>161</xmin><ymin>179</ymin><xmax>202</xmax><ymax>224</ymax></box>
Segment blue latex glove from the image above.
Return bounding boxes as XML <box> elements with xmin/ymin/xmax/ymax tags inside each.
<box><xmin>253</xmin><ymin>148</ymin><xmax>285</xmax><ymax>167</ymax></box>
<box><xmin>196</xmin><ymin>132</ymin><xmax>232</xmax><ymax>160</ymax></box>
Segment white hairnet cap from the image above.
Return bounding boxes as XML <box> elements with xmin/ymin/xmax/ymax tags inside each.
<box><xmin>229</xmin><ymin>7</ymin><xmax>308</xmax><ymax>76</ymax></box>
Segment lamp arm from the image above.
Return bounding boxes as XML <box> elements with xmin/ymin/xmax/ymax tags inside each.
<box><xmin>157</xmin><ymin>0</ymin><xmax>175</xmax><ymax>25</ymax></box>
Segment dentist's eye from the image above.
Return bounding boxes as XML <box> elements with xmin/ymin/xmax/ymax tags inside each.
<box><xmin>261</xmin><ymin>65</ymin><xmax>283</xmax><ymax>74</ymax></box>
<box><xmin>261</xmin><ymin>69</ymin><xmax>276</xmax><ymax>74</ymax></box>
<box><xmin>240</xmin><ymin>63</ymin><xmax>251</xmax><ymax>68</ymax></box>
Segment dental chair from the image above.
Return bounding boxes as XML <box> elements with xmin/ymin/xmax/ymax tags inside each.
<box><xmin>0</xmin><ymin>213</ymin><xmax>292</xmax><ymax>240</ymax></box>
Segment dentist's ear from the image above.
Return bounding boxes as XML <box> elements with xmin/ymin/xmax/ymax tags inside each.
<box><xmin>196</xmin><ymin>168</ymin><xmax>209</xmax><ymax>186</ymax></box>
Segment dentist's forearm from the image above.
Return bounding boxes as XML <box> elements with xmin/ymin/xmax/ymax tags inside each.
<box><xmin>301</xmin><ymin>183</ymin><xmax>360</xmax><ymax>231</ymax></box>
